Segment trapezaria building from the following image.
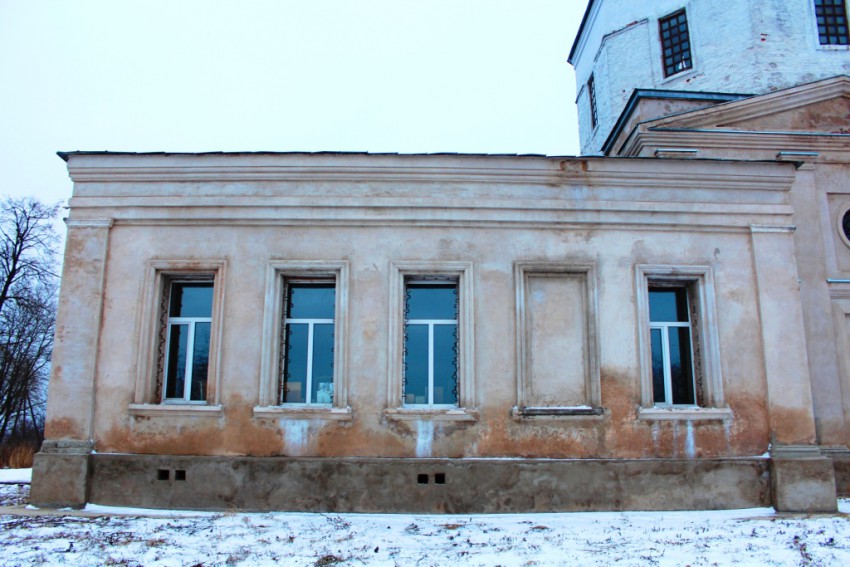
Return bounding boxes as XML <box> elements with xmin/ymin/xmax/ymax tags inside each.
<box><xmin>33</xmin><ymin>0</ymin><xmax>850</xmax><ymax>512</ymax></box>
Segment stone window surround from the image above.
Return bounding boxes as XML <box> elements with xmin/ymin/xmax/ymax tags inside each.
<box><xmin>512</xmin><ymin>262</ymin><xmax>603</xmax><ymax>420</ymax></box>
<box><xmin>130</xmin><ymin>259</ymin><xmax>227</xmax><ymax>417</ymax></box>
<box><xmin>384</xmin><ymin>261</ymin><xmax>478</xmax><ymax>422</ymax></box>
<box><xmin>254</xmin><ymin>260</ymin><xmax>352</xmax><ymax>421</ymax></box>
<box><xmin>635</xmin><ymin>264</ymin><xmax>731</xmax><ymax>421</ymax></box>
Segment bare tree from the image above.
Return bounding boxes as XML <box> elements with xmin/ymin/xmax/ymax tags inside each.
<box><xmin>0</xmin><ymin>197</ymin><xmax>60</xmax><ymax>455</ymax></box>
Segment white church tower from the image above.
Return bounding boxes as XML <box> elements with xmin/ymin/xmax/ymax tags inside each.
<box><xmin>569</xmin><ymin>0</ymin><xmax>850</xmax><ymax>155</ymax></box>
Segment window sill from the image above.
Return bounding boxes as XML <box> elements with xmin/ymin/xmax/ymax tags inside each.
<box><xmin>637</xmin><ymin>406</ymin><xmax>732</xmax><ymax>421</ymax></box>
<box><xmin>511</xmin><ymin>406</ymin><xmax>605</xmax><ymax>420</ymax></box>
<box><xmin>383</xmin><ymin>408</ymin><xmax>479</xmax><ymax>422</ymax></box>
<box><xmin>129</xmin><ymin>404</ymin><xmax>223</xmax><ymax>418</ymax></box>
<box><xmin>253</xmin><ymin>406</ymin><xmax>353</xmax><ymax>421</ymax></box>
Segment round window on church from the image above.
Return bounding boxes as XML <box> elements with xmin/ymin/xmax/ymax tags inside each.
<box><xmin>841</xmin><ymin>208</ymin><xmax>850</xmax><ymax>246</ymax></box>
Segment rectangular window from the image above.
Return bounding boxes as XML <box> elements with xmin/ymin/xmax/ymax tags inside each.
<box><xmin>636</xmin><ymin>265</ymin><xmax>727</xmax><ymax>418</ymax></box>
<box><xmin>386</xmin><ymin>261</ymin><xmax>475</xmax><ymax>420</ymax></box>
<box><xmin>814</xmin><ymin>0</ymin><xmax>849</xmax><ymax>45</ymax></box>
<box><xmin>649</xmin><ymin>286</ymin><xmax>697</xmax><ymax>406</ymax></box>
<box><xmin>403</xmin><ymin>280</ymin><xmax>458</xmax><ymax>406</ymax></box>
<box><xmin>255</xmin><ymin>261</ymin><xmax>350</xmax><ymax>419</ymax></box>
<box><xmin>659</xmin><ymin>9</ymin><xmax>693</xmax><ymax>77</ymax></box>
<box><xmin>587</xmin><ymin>75</ymin><xmax>598</xmax><ymax>129</ymax></box>
<box><xmin>281</xmin><ymin>282</ymin><xmax>336</xmax><ymax>405</ymax></box>
<box><xmin>162</xmin><ymin>280</ymin><xmax>214</xmax><ymax>402</ymax></box>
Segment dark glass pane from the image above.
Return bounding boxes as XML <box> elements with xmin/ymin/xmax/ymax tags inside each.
<box><xmin>169</xmin><ymin>282</ymin><xmax>213</xmax><ymax>317</ymax></box>
<box><xmin>433</xmin><ymin>324</ymin><xmax>458</xmax><ymax>405</ymax></box>
<box><xmin>165</xmin><ymin>324</ymin><xmax>188</xmax><ymax>399</ymax></box>
<box><xmin>282</xmin><ymin>323</ymin><xmax>308</xmax><ymax>403</ymax></box>
<box><xmin>670</xmin><ymin>327</ymin><xmax>696</xmax><ymax>405</ymax></box>
<box><xmin>406</xmin><ymin>284</ymin><xmax>457</xmax><ymax>320</ymax></box>
<box><xmin>312</xmin><ymin>324</ymin><xmax>334</xmax><ymax>404</ymax></box>
<box><xmin>190</xmin><ymin>322</ymin><xmax>210</xmax><ymax>401</ymax></box>
<box><xmin>404</xmin><ymin>324</ymin><xmax>428</xmax><ymax>404</ymax></box>
<box><xmin>649</xmin><ymin>288</ymin><xmax>689</xmax><ymax>322</ymax></box>
<box><xmin>287</xmin><ymin>284</ymin><xmax>335</xmax><ymax>319</ymax></box>
<box><xmin>651</xmin><ymin>328</ymin><xmax>666</xmax><ymax>404</ymax></box>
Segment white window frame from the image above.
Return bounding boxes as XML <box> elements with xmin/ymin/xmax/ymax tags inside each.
<box><xmin>281</xmin><ymin>280</ymin><xmax>336</xmax><ymax>405</ymax></box>
<box><xmin>254</xmin><ymin>261</ymin><xmax>351</xmax><ymax>420</ymax></box>
<box><xmin>648</xmin><ymin>286</ymin><xmax>697</xmax><ymax>407</ymax></box>
<box><xmin>403</xmin><ymin>279</ymin><xmax>459</xmax><ymax>408</ymax></box>
<box><xmin>162</xmin><ymin>280</ymin><xmax>214</xmax><ymax>404</ymax></box>
<box><xmin>385</xmin><ymin>261</ymin><xmax>477</xmax><ymax>421</ymax></box>
<box><xmin>131</xmin><ymin>260</ymin><xmax>226</xmax><ymax>416</ymax></box>
<box><xmin>636</xmin><ymin>264</ymin><xmax>731</xmax><ymax>421</ymax></box>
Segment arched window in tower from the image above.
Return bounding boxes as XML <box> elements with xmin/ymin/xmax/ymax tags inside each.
<box><xmin>659</xmin><ymin>9</ymin><xmax>693</xmax><ymax>78</ymax></box>
<box><xmin>814</xmin><ymin>0</ymin><xmax>850</xmax><ymax>45</ymax></box>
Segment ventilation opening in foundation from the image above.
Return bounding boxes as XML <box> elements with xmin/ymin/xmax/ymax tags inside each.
<box><xmin>434</xmin><ymin>473</ymin><xmax>446</xmax><ymax>485</ymax></box>
<box><xmin>175</xmin><ymin>470</ymin><xmax>186</xmax><ymax>481</ymax></box>
<box><xmin>417</xmin><ymin>473</ymin><xmax>429</xmax><ymax>485</ymax></box>
<box><xmin>157</xmin><ymin>469</ymin><xmax>170</xmax><ymax>481</ymax></box>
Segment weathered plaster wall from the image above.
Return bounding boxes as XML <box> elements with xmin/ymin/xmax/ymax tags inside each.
<box><xmin>41</xmin><ymin>154</ymin><xmax>804</xmax><ymax>467</ymax></box>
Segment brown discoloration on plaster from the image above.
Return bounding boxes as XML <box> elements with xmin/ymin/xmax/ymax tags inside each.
<box><xmin>45</xmin><ymin>417</ymin><xmax>85</xmax><ymax>439</ymax></box>
<box><xmin>769</xmin><ymin>406</ymin><xmax>818</xmax><ymax>445</ymax></box>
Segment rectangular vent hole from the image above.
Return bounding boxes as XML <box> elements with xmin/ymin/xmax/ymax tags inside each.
<box><xmin>434</xmin><ymin>473</ymin><xmax>446</xmax><ymax>485</ymax></box>
<box><xmin>175</xmin><ymin>470</ymin><xmax>186</xmax><ymax>481</ymax></box>
<box><xmin>157</xmin><ymin>469</ymin><xmax>170</xmax><ymax>481</ymax></box>
<box><xmin>417</xmin><ymin>473</ymin><xmax>429</xmax><ymax>485</ymax></box>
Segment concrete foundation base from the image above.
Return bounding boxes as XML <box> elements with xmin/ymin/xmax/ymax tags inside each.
<box><xmin>85</xmin><ymin>454</ymin><xmax>771</xmax><ymax>513</ymax></box>
<box><xmin>822</xmin><ymin>447</ymin><xmax>850</xmax><ymax>497</ymax></box>
<box><xmin>771</xmin><ymin>446</ymin><xmax>837</xmax><ymax>513</ymax></box>
<box><xmin>30</xmin><ymin>441</ymin><xmax>92</xmax><ymax>509</ymax></box>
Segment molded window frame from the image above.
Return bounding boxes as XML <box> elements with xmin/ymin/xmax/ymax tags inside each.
<box><xmin>130</xmin><ymin>260</ymin><xmax>226</xmax><ymax>417</ymax></box>
<box><xmin>384</xmin><ymin>261</ymin><xmax>477</xmax><ymax>422</ymax></box>
<box><xmin>512</xmin><ymin>262</ymin><xmax>602</xmax><ymax>419</ymax></box>
<box><xmin>254</xmin><ymin>260</ymin><xmax>351</xmax><ymax>420</ymax></box>
<box><xmin>636</xmin><ymin>265</ymin><xmax>731</xmax><ymax>421</ymax></box>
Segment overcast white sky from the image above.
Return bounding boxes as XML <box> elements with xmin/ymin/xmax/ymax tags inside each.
<box><xmin>0</xmin><ymin>0</ymin><xmax>586</xmax><ymax>205</ymax></box>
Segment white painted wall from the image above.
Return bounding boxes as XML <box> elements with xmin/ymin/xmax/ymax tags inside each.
<box><xmin>571</xmin><ymin>0</ymin><xmax>850</xmax><ymax>154</ymax></box>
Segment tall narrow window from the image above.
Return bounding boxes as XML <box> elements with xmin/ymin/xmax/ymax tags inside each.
<box><xmin>814</xmin><ymin>0</ymin><xmax>849</xmax><ymax>45</ymax></box>
<box><xmin>659</xmin><ymin>9</ymin><xmax>693</xmax><ymax>77</ymax></box>
<box><xmin>649</xmin><ymin>286</ymin><xmax>697</xmax><ymax>406</ymax></box>
<box><xmin>281</xmin><ymin>282</ymin><xmax>335</xmax><ymax>404</ymax></box>
<box><xmin>403</xmin><ymin>280</ymin><xmax>458</xmax><ymax>407</ymax></box>
<box><xmin>587</xmin><ymin>75</ymin><xmax>598</xmax><ymax>129</ymax></box>
<box><xmin>163</xmin><ymin>281</ymin><xmax>213</xmax><ymax>402</ymax></box>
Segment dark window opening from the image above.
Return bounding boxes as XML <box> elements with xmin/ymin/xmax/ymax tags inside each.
<box><xmin>659</xmin><ymin>9</ymin><xmax>693</xmax><ymax>77</ymax></box>
<box><xmin>815</xmin><ymin>0</ymin><xmax>850</xmax><ymax>45</ymax></box>
<box><xmin>157</xmin><ymin>469</ymin><xmax>170</xmax><ymax>481</ymax></box>
<box><xmin>417</xmin><ymin>474</ymin><xmax>429</xmax><ymax>485</ymax></box>
<box><xmin>587</xmin><ymin>75</ymin><xmax>598</xmax><ymax>129</ymax></box>
<box><xmin>434</xmin><ymin>473</ymin><xmax>446</xmax><ymax>485</ymax></box>
<box><xmin>175</xmin><ymin>470</ymin><xmax>187</xmax><ymax>481</ymax></box>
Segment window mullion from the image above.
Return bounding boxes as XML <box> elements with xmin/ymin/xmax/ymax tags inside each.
<box><xmin>184</xmin><ymin>320</ymin><xmax>196</xmax><ymax>401</ymax></box>
<box><xmin>306</xmin><ymin>322</ymin><xmax>315</xmax><ymax>404</ymax></box>
<box><xmin>427</xmin><ymin>323</ymin><xmax>434</xmax><ymax>406</ymax></box>
<box><xmin>661</xmin><ymin>323</ymin><xmax>673</xmax><ymax>405</ymax></box>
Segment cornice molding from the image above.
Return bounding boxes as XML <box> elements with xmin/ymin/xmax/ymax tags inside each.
<box><xmin>623</xmin><ymin>129</ymin><xmax>850</xmax><ymax>159</ymax></box>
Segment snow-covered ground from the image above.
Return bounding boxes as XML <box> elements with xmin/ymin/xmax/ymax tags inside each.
<box><xmin>1</xmin><ymin>470</ymin><xmax>849</xmax><ymax>566</ymax></box>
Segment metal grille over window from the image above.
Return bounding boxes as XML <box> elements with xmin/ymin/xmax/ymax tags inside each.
<box><xmin>649</xmin><ymin>287</ymin><xmax>697</xmax><ymax>406</ymax></box>
<box><xmin>163</xmin><ymin>281</ymin><xmax>213</xmax><ymax>402</ymax></box>
<box><xmin>281</xmin><ymin>283</ymin><xmax>335</xmax><ymax>404</ymax></box>
<box><xmin>403</xmin><ymin>280</ymin><xmax>459</xmax><ymax>407</ymax></box>
<box><xmin>815</xmin><ymin>0</ymin><xmax>850</xmax><ymax>45</ymax></box>
<box><xmin>659</xmin><ymin>10</ymin><xmax>693</xmax><ymax>77</ymax></box>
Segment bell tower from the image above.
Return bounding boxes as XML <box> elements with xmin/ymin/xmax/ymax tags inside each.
<box><xmin>569</xmin><ymin>0</ymin><xmax>850</xmax><ymax>155</ymax></box>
